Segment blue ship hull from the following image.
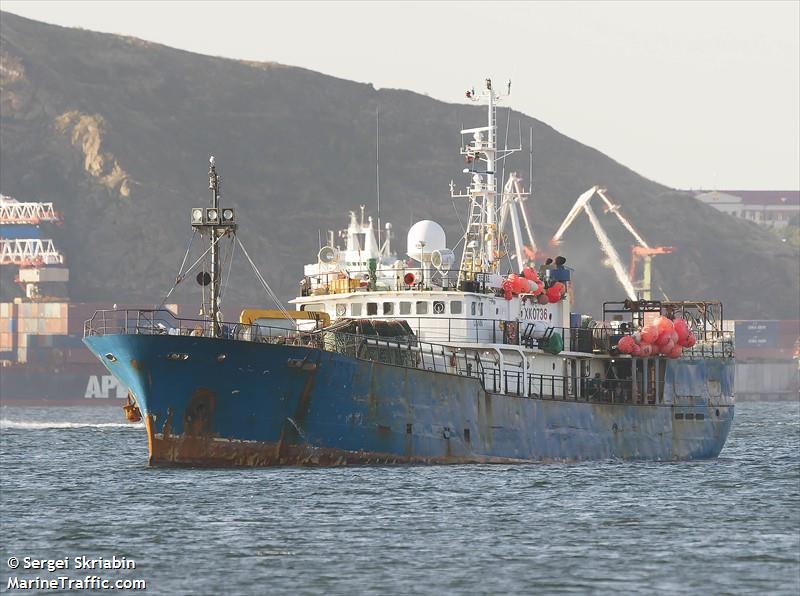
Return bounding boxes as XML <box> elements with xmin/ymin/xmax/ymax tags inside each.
<box><xmin>83</xmin><ymin>333</ymin><xmax>734</xmax><ymax>466</ymax></box>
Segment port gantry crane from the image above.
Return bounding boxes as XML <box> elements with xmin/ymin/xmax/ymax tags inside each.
<box><xmin>0</xmin><ymin>194</ymin><xmax>67</xmax><ymax>298</ymax></box>
<box><xmin>551</xmin><ymin>187</ymin><xmax>673</xmax><ymax>300</ymax></box>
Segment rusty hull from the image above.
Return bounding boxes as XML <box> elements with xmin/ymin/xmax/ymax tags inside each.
<box><xmin>144</xmin><ymin>413</ymin><xmax>528</xmax><ymax>467</ymax></box>
<box><xmin>85</xmin><ymin>333</ymin><xmax>734</xmax><ymax>467</ymax></box>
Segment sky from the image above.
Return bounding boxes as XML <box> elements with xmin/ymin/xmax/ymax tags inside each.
<box><xmin>2</xmin><ymin>0</ymin><xmax>799</xmax><ymax>190</ymax></box>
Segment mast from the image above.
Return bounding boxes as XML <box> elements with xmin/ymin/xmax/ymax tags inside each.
<box><xmin>190</xmin><ymin>156</ymin><xmax>237</xmax><ymax>337</ymax></box>
<box><xmin>454</xmin><ymin>78</ymin><xmax>518</xmax><ymax>285</ymax></box>
<box><xmin>209</xmin><ymin>157</ymin><xmax>221</xmax><ymax>337</ymax></box>
<box><xmin>485</xmin><ymin>79</ymin><xmax>496</xmax><ymax>267</ymax></box>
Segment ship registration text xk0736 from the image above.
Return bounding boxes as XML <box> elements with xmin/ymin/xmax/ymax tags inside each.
<box><xmin>83</xmin><ymin>78</ymin><xmax>735</xmax><ymax>466</ymax></box>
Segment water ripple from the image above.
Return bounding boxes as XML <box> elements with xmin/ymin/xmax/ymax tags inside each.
<box><xmin>1</xmin><ymin>402</ymin><xmax>798</xmax><ymax>595</ymax></box>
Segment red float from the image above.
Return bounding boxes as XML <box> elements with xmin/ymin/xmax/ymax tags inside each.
<box><xmin>617</xmin><ymin>335</ymin><xmax>636</xmax><ymax>353</ymax></box>
<box><xmin>640</xmin><ymin>326</ymin><xmax>658</xmax><ymax>344</ymax></box>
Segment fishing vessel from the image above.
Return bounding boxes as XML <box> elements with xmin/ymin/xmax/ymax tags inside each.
<box><xmin>83</xmin><ymin>79</ymin><xmax>735</xmax><ymax>466</ymax></box>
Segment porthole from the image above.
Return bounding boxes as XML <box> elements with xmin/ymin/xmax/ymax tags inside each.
<box><xmin>715</xmin><ymin>409</ymin><xmax>720</xmax><ymax>417</ymax></box>
<box><xmin>217</xmin><ymin>354</ymin><xmax>227</xmax><ymax>362</ymax></box>
<box><xmin>104</xmin><ymin>353</ymin><xmax>117</xmax><ymax>362</ymax></box>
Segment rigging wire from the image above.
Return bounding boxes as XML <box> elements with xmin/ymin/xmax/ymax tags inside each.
<box><xmin>451</xmin><ymin>194</ymin><xmax>466</xmax><ymax>237</ymax></box>
<box><xmin>235</xmin><ymin>236</ymin><xmax>293</xmax><ymax>323</ymax></box>
<box><xmin>158</xmin><ymin>230</ymin><xmax>197</xmax><ymax>307</ymax></box>
<box><xmin>499</xmin><ymin>106</ymin><xmax>511</xmax><ymax>195</ymax></box>
<box><xmin>176</xmin><ymin>230</ymin><xmax>224</xmax><ymax>285</ymax></box>
<box><xmin>219</xmin><ymin>235</ymin><xmax>237</xmax><ymax>306</ymax></box>
<box><xmin>159</xmin><ymin>231</ymin><xmax>223</xmax><ymax>310</ymax></box>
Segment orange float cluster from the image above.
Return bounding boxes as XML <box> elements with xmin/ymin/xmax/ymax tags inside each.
<box><xmin>617</xmin><ymin>316</ymin><xmax>697</xmax><ymax>359</ymax></box>
<box><xmin>502</xmin><ymin>267</ymin><xmax>566</xmax><ymax>304</ymax></box>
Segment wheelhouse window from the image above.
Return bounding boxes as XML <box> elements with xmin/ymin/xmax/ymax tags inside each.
<box><xmin>383</xmin><ymin>302</ymin><xmax>394</xmax><ymax>315</ymax></box>
<box><xmin>302</xmin><ymin>303</ymin><xmax>324</xmax><ymax>312</ymax></box>
<box><xmin>351</xmin><ymin>303</ymin><xmax>362</xmax><ymax>316</ymax></box>
<box><xmin>450</xmin><ymin>301</ymin><xmax>463</xmax><ymax>315</ymax></box>
<box><xmin>399</xmin><ymin>302</ymin><xmax>412</xmax><ymax>315</ymax></box>
<box><xmin>367</xmin><ymin>302</ymin><xmax>378</xmax><ymax>316</ymax></box>
<box><xmin>416</xmin><ymin>301</ymin><xmax>428</xmax><ymax>315</ymax></box>
<box><xmin>471</xmin><ymin>302</ymin><xmax>476</xmax><ymax>316</ymax></box>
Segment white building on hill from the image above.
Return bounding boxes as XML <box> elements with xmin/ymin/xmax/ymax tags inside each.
<box><xmin>695</xmin><ymin>190</ymin><xmax>799</xmax><ymax>228</ymax></box>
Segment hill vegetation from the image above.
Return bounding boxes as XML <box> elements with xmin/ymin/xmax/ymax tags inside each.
<box><xmin>1</xmin><ymin>12</ymin><xmax>797</xmax><ymax>320</ymax></box>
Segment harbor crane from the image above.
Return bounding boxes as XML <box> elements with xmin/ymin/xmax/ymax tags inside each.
<box><xmin>0</xmin><ymin>195</ymin><xmax>60</xmax><ymax>225</ymax></box>
<box><xmin>551</xmin><ymin>186</ymin><xmax>673</xmax><ymax>300</ymax></box>
<box><xmin>498</xmin><ymin>172</ymin><xmax>538</xmax><ymax>269</ymax></box>
<box><xmin>0</xmin><ymin>194</ymin><xmax>68</xmax><ymax>298</ymax></box>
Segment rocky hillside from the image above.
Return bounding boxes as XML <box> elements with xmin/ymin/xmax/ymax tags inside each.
<box><xmin>1</xmin><ymin>12</ymin><xmax>797</xmax><ymax>319</ymax></box>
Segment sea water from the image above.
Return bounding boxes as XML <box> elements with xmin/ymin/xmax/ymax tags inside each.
<box><xmin>0</xmin><ymin>402</ymin><xmax>798</xmax><ymax>595</ymax></box>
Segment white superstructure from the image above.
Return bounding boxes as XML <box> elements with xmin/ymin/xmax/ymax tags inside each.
<box><xmin>291</xmin><ymin>79</ymin><xmax>572</xmax><ymax>354</ymax></box>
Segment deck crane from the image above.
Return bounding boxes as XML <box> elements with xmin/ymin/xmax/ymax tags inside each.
<box><xmin>498</xmin><ymin>172</ymin><xmax>538</xmax><ymax>269</ymax></box>
<box><xmin>551</xmin><ymin>186</ymin><xmax>673</xmax><ymax>300</ymax></box>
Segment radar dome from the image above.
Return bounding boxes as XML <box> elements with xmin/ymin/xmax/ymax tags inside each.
<box><xmin>407</xmin><ymin>220</ymin><xmax>446</xmax><ymax>260</ymax></box>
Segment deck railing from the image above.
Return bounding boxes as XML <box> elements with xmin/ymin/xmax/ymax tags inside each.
<box><xmin>85</xmin><ymin>309</ymin><xmax>684</xmax><ymax>404</ymax></box>
<box><xmin>300</xmin><ymin>268</ymin><xmax>498</xmax><ymax>295</ymax></box>
<box><xmin>84</xmin><ymin>308</ymin><xmax>489</xmax><ymax>382</ymax></box>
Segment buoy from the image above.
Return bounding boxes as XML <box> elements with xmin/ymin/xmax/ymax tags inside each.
<box><xmin>617</xmin><ymin>335</ymin><xmax>636</xmax><ymax>354</ymax></box>
<box><xmin>674</xmin><ymin>319</ymin><xmax>690</xmax><ymax>341</ymax></box>
<box><xmin>403</xmin><ymin>272</ymin><xmax>415</xmax><ymax>286</ymax></box>
<box><xmin>640</xmin><ymin>326</ymin><xmax>658</xmax><ymax>344</ymax></box>
<box><xmin>522</xmin><ymin>267</ymin><xmax>539</xmax><ymax>282</ymax></box>
<box><xmin>668</xmin><ymin>344</ymin><xmax>683</xmax><ymax>359</ymax></box>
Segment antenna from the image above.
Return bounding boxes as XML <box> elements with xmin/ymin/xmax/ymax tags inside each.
<box><xmin>528</xmin><ymin>126</ymin><xmax>533</xmax><ymax>194</ymax></box>
<box><xmin>376</xmin><ymin>105</ymin><xmax>381</xmax><ymax>251</ymax></box>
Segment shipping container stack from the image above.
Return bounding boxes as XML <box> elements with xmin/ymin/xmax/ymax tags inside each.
<box><xmin>1</xmin><ymin>302</ymin><xmax>193</xmax><ymax>364</ymax></box>
<box><xmin>0</xmin><ymin>300</ymin><xmax>68</xmax><ymax>365</ymax></box>
<box><xmin>734</xmin><ymin>320</ymin><xmax>800</xmax><ymax>401</ymax></box>
<box><xmin>0</xmin><ymin>301</ymin><xmax>16</xmax><ymax>362</ymax></box>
